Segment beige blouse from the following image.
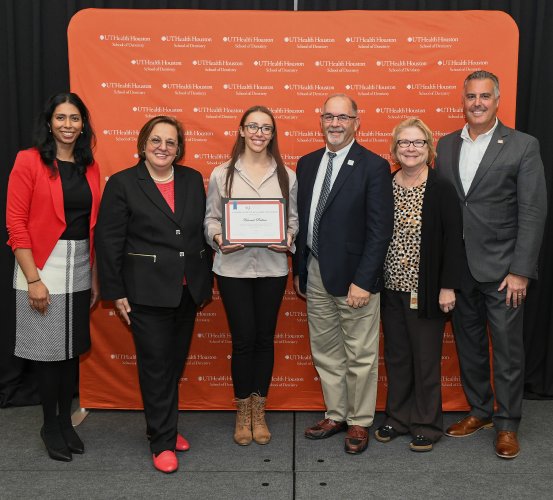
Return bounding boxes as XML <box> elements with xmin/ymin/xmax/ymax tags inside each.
<box><xmin>204</xmin><ymin>158</ymin><xmax>298</xmax><ymax>278</ymax></box>
<box><xmin>384</xmin><ymin>179</ymin><xmax>426</xmax><ymax>292</ymax></box>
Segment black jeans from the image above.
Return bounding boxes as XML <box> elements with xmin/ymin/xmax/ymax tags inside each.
<box><xmin>216</xmin><ymin>274</ymin><xmax>287</xmax><ymax>399</ymax></box>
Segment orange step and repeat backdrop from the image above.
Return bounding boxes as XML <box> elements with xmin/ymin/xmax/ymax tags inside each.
<box><xmin>69</xmin><ymin>9</ymin><xmax>518</xmax><ymax>410</ymax></box>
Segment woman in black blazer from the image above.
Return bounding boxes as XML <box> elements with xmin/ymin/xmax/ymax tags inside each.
<box><xmin>374</xmin><ymin>118</ymin><xmax>465</xmax><ymax>452</ymax></box>
<box><xmin>95</xmin><ymin>116</ymin><xmax>212</xmax><ymax>473</ymax></box>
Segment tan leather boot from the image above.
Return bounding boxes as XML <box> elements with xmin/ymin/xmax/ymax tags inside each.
<box><xmin>251</xmin><ymin>393</ymin><xmax>271</xmax><ymax>444</ymax></box>
<box><xmin>233</xmin><ymin>396</ymin><xmax>252</xmax><ymax>446</ymax></box>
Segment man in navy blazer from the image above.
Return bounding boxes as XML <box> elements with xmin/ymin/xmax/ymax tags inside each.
<box><xmin>436</xmin><ymin>71</ymin><xmax>547</xmax><ymax>459</ymax></box>
<box><xmin>293</xmin><ymin>94</ymin><xmax>393</xmax><ymax>454</ymax></box>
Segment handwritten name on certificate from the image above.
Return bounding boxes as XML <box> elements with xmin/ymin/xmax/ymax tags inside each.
<box><xmin>222</xmin><ymin>198</ymin><xmax>286</xmax><ymax>246</ymax></box>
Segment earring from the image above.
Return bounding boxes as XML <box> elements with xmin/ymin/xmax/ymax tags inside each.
<box><xmin>81</xmin><ymin>130</ymin><xmax>84</xmax><ymax>134</ymax></box>
<box><xmin>47</xmin><ymin>124</ymin><xmax>52</xmax><ymax>133</ymax></box>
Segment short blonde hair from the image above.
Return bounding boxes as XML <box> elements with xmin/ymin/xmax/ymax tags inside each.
<box><xmin>390</xmin><ymin>118</ymin><xmax>436</xmax><ymax>166</ymax></box>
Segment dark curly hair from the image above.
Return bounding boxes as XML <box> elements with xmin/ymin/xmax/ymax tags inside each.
<box><xmin>33</xmin><ymin>92</ymin><xmax>96</xmax><ymax>176</ymax></box>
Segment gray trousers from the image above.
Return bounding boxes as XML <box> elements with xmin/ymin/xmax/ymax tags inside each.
<box><xmin>453</xmin><ymin>267</ymin><xmax>525</xmax><ymax>432</ymax></box>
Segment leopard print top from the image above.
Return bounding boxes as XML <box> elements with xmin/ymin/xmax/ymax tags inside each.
<box><xmin>384</xmin><ymin>178</ymin><xmax>427</xmax><ymax>292</ymax></box>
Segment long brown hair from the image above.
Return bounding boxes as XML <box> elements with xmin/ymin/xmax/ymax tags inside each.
<box><xmin>225</xmin><ymin>106</ymin><xmax>289</xmax><ymax>207</ymax></box>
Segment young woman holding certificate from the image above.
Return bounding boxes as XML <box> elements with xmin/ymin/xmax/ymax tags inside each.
<box><xmin>204</xmin><ymin>105</ymin><xmax>298</xmax><ymax>446</ymax></box>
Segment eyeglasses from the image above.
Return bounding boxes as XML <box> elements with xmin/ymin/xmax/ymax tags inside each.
<box><xmin>244</xmin><ymin>123</ymin><xmax>274</xmax><ymax>135</ymax></box>
<box><xmin>148</xmin><ymin>137</ymin><xmax>178</xmax><ymax>150</ymax></box>
<box><xmin>321</xmin><ymin>113</ymin><xmax>357</xmax><ymax>124</ymax></box>
<box><xmin>397</xmin><ymin>139</ymin><xmax>428</xmax><ymax>149</ymax></box>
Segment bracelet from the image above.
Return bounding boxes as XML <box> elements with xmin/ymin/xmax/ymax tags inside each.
<box><xmin>27</xmin><ymin>278</ymin><xmax>41</xmax><ymax>284</ymax></box>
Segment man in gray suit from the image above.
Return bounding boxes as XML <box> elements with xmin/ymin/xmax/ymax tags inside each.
<box><xmin>435</xmin><ymin>70</ymin><xmax>546</xmax><ymax>459</ymax></box>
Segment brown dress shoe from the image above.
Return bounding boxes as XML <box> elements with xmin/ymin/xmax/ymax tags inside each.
<box><xmin>305</xmin><ymin>418</ymin><xmax>347</xmax><ymax>439</ymax></box>
<box><xmin>495</xmin><ymin>431</ymin><xmax>520</xmax><ymax>459</ymax></box>
<box><xmin>445</xmin><ymin>415</ymin><xmax>493</xmax><ymax>437</ymax></box>
<box><xmin>345</xmin><ymin>425</ymin><xmax>368</xmax><ymax>454</ymax></box>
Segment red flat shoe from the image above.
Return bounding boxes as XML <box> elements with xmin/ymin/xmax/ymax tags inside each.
<box><xmin>152</xmin><ymin>450</ymin><xmax>178</xmax><ymax>473</ymax></box>
<box><xmin>176</xmin><ymin>433</ymin><xmax>190</xmax><ymax>452</ymax></box>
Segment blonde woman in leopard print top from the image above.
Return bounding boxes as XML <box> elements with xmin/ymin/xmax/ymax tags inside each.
<box><xmin>375</xmin><ymin>118</ymin><xmax>465</xmax><ymax>453</ymax></box>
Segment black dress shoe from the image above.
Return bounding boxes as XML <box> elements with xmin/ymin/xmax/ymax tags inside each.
<box><xmin>60</xmin><ymin>425</ymin><xmax>85</xmax><ymax>454</ymax></box>
<box><xmin>40</xmin><ymin>427</ymin><xmax>72</xmax><ymax>462</ymax></box>
<box><xmin>409</xmin><ymin>435</ymin><xmax>433</xmax><ymax>452</ymax></box>
<box><xmin>375</xmin><ymin>424</ymin><xmax>402</xmax><ymax>443</ymax></box>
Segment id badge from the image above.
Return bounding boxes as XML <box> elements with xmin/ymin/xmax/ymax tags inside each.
<box><xmin>410</xmin><ymin>291</ymin><xmax>418</xmax><ymax>310</ymax></box>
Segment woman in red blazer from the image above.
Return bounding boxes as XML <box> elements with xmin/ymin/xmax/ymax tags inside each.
<box><xmin>6</xmin><ymin>93</ymin><xmax>100</xmax><ymax>462</ymax></box>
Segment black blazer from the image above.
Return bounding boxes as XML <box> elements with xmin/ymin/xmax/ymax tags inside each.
<box><xmin>388</xmin><ymin>167</ymin><xmax>465</xmax><ymax>319</ymax></box>
<box><xmin>294</xmin><ymin>141</ymin><xmax>394</xmax><ymax>296</ymax></box>
<box><xmin>95</xmin><ymin>161</ymin><xmax>212</xmax><ymax>308</ymax></box>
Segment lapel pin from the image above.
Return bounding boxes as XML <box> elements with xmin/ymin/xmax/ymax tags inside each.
<box><xmin>498</xmin><ymin>139</ymin><xmax>504</xmax><ymax>144</ymax></box>
<box><xmin>347</xmin><ymin>159</ymin><xmax>354</xmax><ymax>166</ymax></box>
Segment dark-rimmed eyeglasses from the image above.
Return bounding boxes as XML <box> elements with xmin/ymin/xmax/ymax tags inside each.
<box><xmin>397</xmin><ymin>139</ymin><xmax>428</xmax><ymax>149</ymax></box>
<box><xmin>321</xmin><ymin>113</ymin><xmax>357</xmax><ymax>124</ymax></box>
<box><xmin>244</xmin><ymin>123</ymin><xmax>274</xmax><ymax>135</ymax></box>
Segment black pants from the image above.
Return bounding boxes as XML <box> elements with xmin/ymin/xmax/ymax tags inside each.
<box><xmin>216</xmin><ymin>274</ymin><xmax>287</xmax><ymax>399</ymax></box>
<box><xmin>129</xmin><ymin>286</ymin><xmax>197</xmax><ymax>455</ymax></box>
<box><xmin>381</xmin><ymin>289</ymin><xmax>445</xmax><ymax>442</ymax></box>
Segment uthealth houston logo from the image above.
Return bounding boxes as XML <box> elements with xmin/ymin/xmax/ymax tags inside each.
<box><xmin>223</xmin><ymin>83</ymin><xmax>274</xmax><ymax>90</ymax></box>
<box><xmin>253</xmin><ymin>60</ymin><xmax>304</xmax><ymax>68</ymax></box>
<box><xmin>161</xmin><ymin>35</ymin><xmax>212</xmax><ymax>42</ymax></box>
<box><xmin>130</xmin><ymin>59</ymin><xmax>182</xmax><ymax>66</ymax></box>
<box><xmin>131</xmin><ymin>106</ymin><xmax>183</xmax><ymax>113</ymax></box>
<box><xmin>223</xmin><ymin>36</ymin><xmax>274</xmax><ymax>43</ymax></box>
<box><xmin>315</xmin><ymin>60</ymin><xmax>366</xmax><ymax>67</ymax></box>
<box><xmin>99</xmin><ymin>34</ymin><xmax>151</xmax><ymax>42</ymax></box>
<box><xmin>162</xmin><ymin>83</ymin><xmax>213</xmax><ymax>90</ymax></box>
<box><xmin>101</xmin><ymin>82</ymin><xmax>152</xmax><ymax>89</ymax></box>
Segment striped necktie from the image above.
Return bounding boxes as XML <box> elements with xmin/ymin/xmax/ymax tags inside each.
<box><xmin>311</xmin><ymin>152</ymin><xmax>337</xmax><ymax>258</ymax></box>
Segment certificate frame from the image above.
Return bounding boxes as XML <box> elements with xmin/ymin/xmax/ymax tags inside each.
<box><xmin>222</xmin><ymin>198</ymin><xmax>287</xmax><ymax>247</ymax></box>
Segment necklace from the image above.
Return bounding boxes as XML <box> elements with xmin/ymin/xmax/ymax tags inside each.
<box><xmin>150</xmin><ymin>166</ymin><xmax>174</xmax><ymax>183</ymax></box>
<box><xmin>400</xmin><ymin>166</ymin><xmax>426</xmax><ymax>189</ymax></box>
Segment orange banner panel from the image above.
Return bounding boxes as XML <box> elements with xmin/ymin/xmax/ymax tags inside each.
<box><xmin>69</xmin><ymin>9</ymin><xmax>518</xmax><ymax>410</ymax></box>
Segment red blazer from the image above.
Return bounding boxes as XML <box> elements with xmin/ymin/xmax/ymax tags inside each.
<box><xmin>6</xmin><ymin>148</ymin><xmax>101</xmax><ymax>269</ymax></box>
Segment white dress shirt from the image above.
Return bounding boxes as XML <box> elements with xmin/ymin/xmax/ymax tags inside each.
<box><xmin>459</xmin><ymin>118</ymin><xmax>498</xmax><ymax>195</ymax></box>
<box><xmin>307</xmin><ymin>140</ymin><xmax>355</xmax><ymax>249</ymax></box>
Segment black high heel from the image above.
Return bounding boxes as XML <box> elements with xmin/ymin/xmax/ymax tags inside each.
<box><xmin>40</xmin><ymin>426</ymin><xmax>72</xmax><ymax>462</ymax></box>
<box><xmin>59</xmin><ymin>424</ymin><xmax>85</xmax><ymax>454</ymax></box>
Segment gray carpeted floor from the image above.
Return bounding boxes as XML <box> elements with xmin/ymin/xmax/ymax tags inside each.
<box><xmin>1</xmin><ymin>401</ymin><xmax>552</xmax><ymax>499</ymax></box>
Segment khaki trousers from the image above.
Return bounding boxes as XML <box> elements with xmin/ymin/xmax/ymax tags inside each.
<box><xmin>306</xmin><ymin>256</ymin><xmax>380</xmax><ymax>427</ymax></box>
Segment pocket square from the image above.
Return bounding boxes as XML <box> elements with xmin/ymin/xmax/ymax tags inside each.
<box><xmin>347</xmin><ymin>159</ymin><xmax>354</xmax><ymax>165</ymax></box>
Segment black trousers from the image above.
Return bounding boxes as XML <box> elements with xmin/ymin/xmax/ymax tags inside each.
<box><xmin>453</xmin><ymin>266</ymin><xmax>525</xmax><ymax>432</ymax></box>
<box><xmin>216</xmin><ymin>274</ymin><xmax>287</xmax><ymax>399</ymax></box>
<box><xmin>129</xmin><ymin>286</ymin><xmax>197</xmax><ymax>454</ymax></box>
<box><xmin>381</xmin><ymin>289</ymin><xmax>445</xmax><ymax>442</ymax></box>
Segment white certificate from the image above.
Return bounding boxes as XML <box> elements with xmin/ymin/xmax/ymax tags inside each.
<box><xmin>222</xmin><ymin>198</ymin><xmax>287</xmax><ymax>246</ymax></box>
